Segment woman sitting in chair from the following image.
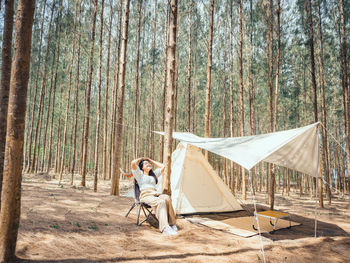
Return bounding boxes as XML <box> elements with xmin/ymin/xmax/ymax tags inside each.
<box><xmin>131</xmin><ymin>157</ymin><xmax>178</xmax><ymax>236</ymax></box>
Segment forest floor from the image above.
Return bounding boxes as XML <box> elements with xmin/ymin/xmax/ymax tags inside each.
<box><xmin>14</xmin><ymin>172</ymin><xmax>350</xmax><ymax>263</ymax></box>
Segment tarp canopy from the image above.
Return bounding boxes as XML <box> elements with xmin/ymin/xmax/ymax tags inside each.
<box><xmin>156</xmin><ymin>122</ymin><xmax>320</xmax><ymax>177</ymax></box>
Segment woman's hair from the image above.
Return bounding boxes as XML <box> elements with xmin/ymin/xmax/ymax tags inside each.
<box><xmin>138</xmin><ymin>159</ymin><xmax>158</xmax><ymax>184</ymax></box>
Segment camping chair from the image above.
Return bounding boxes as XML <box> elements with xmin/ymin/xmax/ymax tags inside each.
<box><xmin>125</xmin><ymin>179</ymin><xmax>159</xmax><ymax>227</ymax></box>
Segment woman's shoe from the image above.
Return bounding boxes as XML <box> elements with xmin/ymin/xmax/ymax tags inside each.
<box><xmin>162</xmin><ymin>225</ymin><xmax>178</xmax><ymax>236</ymax></box>
<box><xmin>170</xmin><ymin>225</ymin><xmax>178</xmax><ymax>231</ymax></box>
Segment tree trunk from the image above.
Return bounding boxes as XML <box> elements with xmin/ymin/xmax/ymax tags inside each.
<box><xmin>59</xmin><ymin>0</ymin><xmax>78</xmax><ymax>182</ymax></box>
<box><xmin>187</xmin><ymin>3</ymin><xmax>192</xmax><ymax>132</ymax></box>
<box><xmin>238</xmin><ymin>0</ymin><xmax>246</xmax><ymax>200</ymax></box>
<box><xmin>103</xmin><ymin>0</ymin><xmax>113</xmax><ymax>180</ymax></box>
<box><xmin>29</xmin><ymin>0</ymin><xmax>55</xmax><ymax>174</ymax></box>
<box><xmin>316</xmin><ymin>0</ymin><xmax>331</xmax><ymax>204</ymax></box>
<box><xmin>0</xmin><ymin>0</ymin><xmax>15</xmax><ymax>203</ymax></box>
<box><xmin>265</xmin><ymin>0</ymin><xmax>275</xmax><ymax>210</ymax></box>
<box><xmin>81</xmin><ymin>0</ymin><xmax>98</xmax><ymax>187</ymax></box>
<box><xmin>46</xmin><ymin>0</ymin><xmax>62</xmax><ymax>173</ymax></box>
<box><xmin>70</xmin><ymin>1</ymin><xmax>82</xmax><ymax>184</ymax></box>
<box><xmin>162</xmin><ymin>0</ymin><xmax>178</xmax><ymax>195</ymax></box>
<box><xmin>307</xmin><ymin>0</ymin><xmax>323</xmax><ymax>207</ymax></box>
<box><xmin>229</xmin><ymin>0</ymin><xmax>235</xmax><ymax>194</ymax></box>
<box><xmin>273</xmin><ymin>0</ymin><xmax>281</xmax><ymax>132</ymax></box>
<box><xmin>133</xmin><ymin>0</ymin><xmax>142</xmax><ymax>159</ymax></box>
<box><xmin>93</xmin><ymin>0</ymin><xmax>105</xmax><ymax>192</ymax></box>
<box><xmin>25</xmin><ymin>0</ymin><xmax>46</xmax><ymax>172</ymax></box>
<box><xmin>149</xmin><ymin>0</ymin><xmax>157</xmax><ymax>159</ymax></box>
<box><xmin>160</xmin><ymin>5</ymin><xmax>169</xmax><ymax>162</ymax></box>
<box><xmin>338</xmin><ymin>0</ymin><xmax>350</xmax><ymax>210</ymax></box>
<box><xmin>0</xmin><ymin>1</ymin><xmax>35</xmax><ymax>260</ymax></box>
<box><xmin>111</xmin><ymin>0</ymin><xmax>131</xmax><ymax>196</ymax></box>
<box><xmin>204</xmin><ymin>0</ymin><xmax>214</xmax><ymax>160</ymax></box>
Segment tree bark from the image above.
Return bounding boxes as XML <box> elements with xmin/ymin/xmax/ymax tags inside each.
<box><xmin>46</xmin><ymin>0</ymin><xmax>62</xmax><ymax>173</ymax></box>
<box><xmin>229</xmin><ymin>0</ymin><xmax>235</xmax><ymax>194</ymax></box>
<box><xmin>149</xmin><ymin>0</ymin><xmax>157</xmax><ymax>159</ymax></box>
<box><xmin>238</xmin><ymin>0</ymin><xmax>246</xmax><ymax>200</ymax></box>
<box><xmin>0</xmin><ymin>1</ymin><xmax>35</xmax><ymax>260</ymax></box>
<box><xmin>81</xmin><ymin>0</ymin><xmax>98</xmax><ymax>186</ymax></box>
<box><xmin>25</xmin><ymin>0</ymin><xmax>47</xmax><ymax>172</ymax></box>
<box><xmin>59</xmin><ymin>0</ymin><xmax>77</xmax><ymax>182</ymax></box>
<box><xmin>187</xmin><ymin>3</ymin><xmax>192</xmax><ymax>132</ymax></box>
<box><xmin>109</xmin><ymin>0</ymin><xmax>122</xmax><ymax>181</ymax></box>
<box><xmin>204</xmin><ymin>0</ymin><xmax>214</xmax><ymax>160</ymax></box>
<box><xmin>29</xmin><ymin>0</ymin><xmax>55</xmax><ymax>174</ymax></box>
<box><xmin>316</xmin><ymin>0</ymin><xmax>331</xmax><ymax>204</ymax></box>
<box><xmin>338</xmin><ymin>0</ymin><xmax>350</xmax><ymax>210</ymax></box>
<box><xmin>70</xmin><ymin>1</ymin><xmax>82</xmax><ymax>183</ymax></box>
<box><xmin>0</xmin><ymin>0</ymin><xmax>15</xmax><ymax>204</ymax></box>
<box><xmin>266</xmin><ymin>0</ymin><xmax>275</xmax><ymax>209</ymax></box>
<box><xmin>133</xmin><ymin>0</ymin><xmax>142</xmax><ymax>159</ymax></box>
<box><xmin>307</xmin><ymin>0</ymin><xmax>323</xmax><ymax>207</ymax></box>
<box><xmin>93</xmin><ymin>0</ymin><xmax>105</xmax><ymax>192</ymax></box>
<box><xmin>103</xmin><ymin>0</ymin><xmax>113</xmax><ymax>180</ymax></box>
<box><xmin>162</xmin><ymin>0</ymin><xmax>178</xmax><ymax>195</ymax></box>
<box><xmin>111</xmin><ymin>0</ymin><xmax>131</xmax><ymax>196</ymax></box>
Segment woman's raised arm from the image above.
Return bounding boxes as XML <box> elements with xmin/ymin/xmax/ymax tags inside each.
<box><xmin>147</xmin><ymin>158</ymin><xmax>165</xmax><ymax>174</ymax></box>
<box><xmin>131</xmin><ymin>157</ymin><xmax>144</xmax><ymax>170</ymax></box>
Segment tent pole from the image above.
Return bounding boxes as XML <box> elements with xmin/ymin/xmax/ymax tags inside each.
<box><xmin>248</xmin><ymin>169</ymin><xmax>266</xmax><ymax>263</ymax></box>
<box><xmin>314</xmin><ymin>125</ymin><xmax>321</xmax><ymax>238</ymax></box>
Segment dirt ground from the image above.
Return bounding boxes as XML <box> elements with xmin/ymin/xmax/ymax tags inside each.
<box><xmin>14</xmin><ymin>173</ymin><xmax>350</xmax><ymax>263</ymax></box>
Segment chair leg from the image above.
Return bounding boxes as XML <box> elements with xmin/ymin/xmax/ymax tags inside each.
<box><xmin>136</xmin><ymin>204</ymin><xmax>141</xmax><ymax>226</ymax></box>
<box><xmin>125</xmin><ymin>203</ymin><xmax>136</xmax><ymax>217</ymax></box>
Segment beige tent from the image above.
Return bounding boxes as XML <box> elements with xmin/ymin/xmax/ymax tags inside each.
<box><xmin>156</xmin><ymin>143</ymin><xmax>242</xmax><ymax>215</ymax></box>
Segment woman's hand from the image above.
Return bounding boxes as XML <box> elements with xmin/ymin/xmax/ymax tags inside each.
<box><xmin>131</xmin><ymin>157</ymin><xmax>144</xmax><ymax>170</ymax></box>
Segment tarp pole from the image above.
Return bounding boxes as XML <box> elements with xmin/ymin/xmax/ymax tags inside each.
<box><xmin>248</xmin><ymin>170</ymin><xmax>266</xmax><ymax>263</ymax></box>
<box><xmin>314</xmin><ymin>126</ymin><xmax>321</xmax><ymax>238</ymax></box>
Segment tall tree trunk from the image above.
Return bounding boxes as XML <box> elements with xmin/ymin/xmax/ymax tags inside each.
<box><xmin>149</xmin><ymin>0</ymin><xmax>157</xmax><ymax>159</ymax></box>
<box><xmin>317</xmin><ymin>0</ymin><xmax>331</xmax><ymax>204</ymax></box>
<box><xmin>0</xmin><ymin>0</ymin><xmax>15</xmax><ymax>203</ymax></box>
<box><xmin>59</xmin><ymin>0</ymin><xmax>77</xmax><ymax>182</ymax></box>
<box><xmin>109</xmin><ymin>0</ymin><xmax>122</xmax><ymax>181</ymax></box>
<box><xmin>338</xmin><ymin>0</ymin><xmax>350</xmax><ymax>210</ymax></box>
<box><xmin>103</xmin><ymin>0</ymin><xmax>113</xmax><ymax>180</ymax></box>
<box><xmin>0</xmin><ymin>1</ymin><xmax>35</xmax><ymax>260</ymax></box>
<box><xmin>307</xmin><ymin>0</ymin><xmax>323</xmax><ymax>207</ymax></box>
<box><xmin>204</xmin><ymin>0</ymin><xmax>214</xmax><ymax>160</ymax></box>
<box><xmin>238</xmin><ymin>0</ymin><xmax>246</xmax><ymax>200</ymax></box>
<box><xmin>81</xmin><ymin>0</ymin><xmax>98</xmax><ymax>186</ymax></box>
<box><xmin>162</xmin><ymin>0</ymin><xmax>178</xmax><ymax>195</ymax></box>
<box><xmin>46</xmin><ymin>0</ymin><xmax>62</xmax><ymax>173</ymax></box>
<box><xmin>160</xmin><ymin>5</ymin><xmax>169</xmax><ymax>162</ymax></box>
<box><xmin>70</xmin><ymin>1</ymin><xmax>82</xmax><ymax>183</ymax></box>
<box><xmin>248</xmin><ymin>0</ymin><xmax>254</xmax><ymax>136</ymax></box>
<box><xmin>187</xmin><ymin>3</ymin><xmax>192</xmax><ymax>132</ymax></box>
<box><xmin>29</xmin><ymin>0</ymin><xmax>55</xmax><ymax>174</ymax></box>
<box><xmin>266</xmin><ymin>0</ymin><xmax>275</xmax><ymax>210</ymax></box>
<box><xmin>40</xmin><ymin>39</ymin><xmax>56</xmax><ymax>172</ymax></box>
<box><xmin>133</xmin><ymin>0</ymin><xmax>142</xmax><ymax>159</ymax></box>
<box><xmin>273</xmin><ymin>0</ymin><xmax>281</xmax><ymax>132</ymax></box>
<box><xmin>93</xmin><ymin>0</ymin><xmax>105</xmax><ymax>192</ymax></box>
<box><xmin>25</xmin><ymin>0</ymin><xmax>47</xmax><ymax>172</ymax></box>
<box><xmin>229</xmin><ymin>0</ymin><xmax>235</xmax><ymax>194</ymax></box>
<box><xmin>111</xmin><ymin>0</ymin><xmax>131</xmax><ymax>196</ymax></box>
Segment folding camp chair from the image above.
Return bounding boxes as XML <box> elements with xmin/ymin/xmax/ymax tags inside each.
<box><xmin>125</xmin><ymin>179</ymin><xmax>159</xmax><ymax>227</ymax></box>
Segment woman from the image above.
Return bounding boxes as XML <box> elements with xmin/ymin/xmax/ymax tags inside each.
<box><xmin>131</xmin><ymin>157</ymin><xmax>178</xmax><ymax>235</ymax></box>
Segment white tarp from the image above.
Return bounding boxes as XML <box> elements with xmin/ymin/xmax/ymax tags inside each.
<box><xmin>156</xmin><ymin>122</ymin><xmax>320</xmax><ymax>177</ymax></box>
<box><xmin>157</xmin><ymin>143</ymin><xmax>243</xmax><ymax>214</ymax></box>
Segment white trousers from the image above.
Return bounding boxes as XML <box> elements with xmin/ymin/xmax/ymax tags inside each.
<box><xmin>140</xmin><ymin>188</ymin><xmax>176</xmax><ymax>232</ymax></box>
